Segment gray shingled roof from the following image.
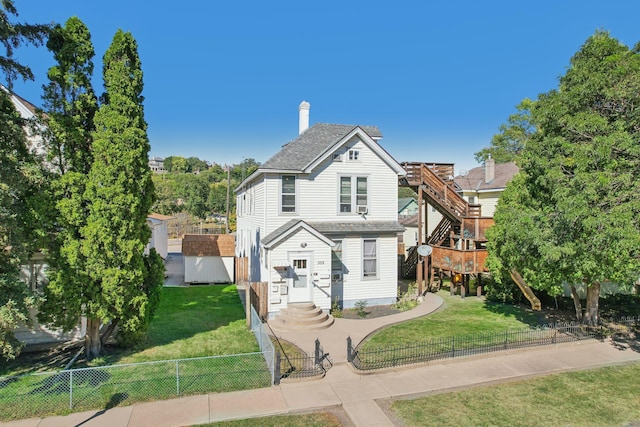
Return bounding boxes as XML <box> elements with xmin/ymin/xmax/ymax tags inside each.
<box><xmin>454</xmin><ymin>162</ymin><xmax>519</xmax><ymax>191</ymax></box>
<box><xmin>261</xmin><ymin>219</ymin><xmax>304</xmax><ymax>247</ymax></box>
<box><xmin>262</xmin><ymin>219</ymin><xmax>404</xmax><ymax>247</ymax></box>
<box><xmin>398</xmin><ymin>197</ymin><xmax>416</xmax><ymax>213</ymax></box>
<box><xmin>261</xmin><ymin>123</ymin><xmax>382</xmax><ymax>170</ymax></box>
<box><xmin>307</xmin><ymin>221</ymin><xmax>404</xmax><ymax>234</ymax></box>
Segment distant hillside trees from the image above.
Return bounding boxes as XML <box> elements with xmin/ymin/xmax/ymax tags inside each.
<box><xmin>151</xmin><ymin>158</ymin><xmax>259</xmax><ymax>223</ymax></box>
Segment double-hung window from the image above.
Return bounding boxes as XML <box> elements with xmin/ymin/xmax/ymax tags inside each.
<box><xmin>363</xmin><ymin>238</ymin><xmax>377</xmax><ymax>278</ymax></box>
<box><xmin>281</xmin><ymin>175</ymin><xmax>296</xmax><ymax>213</ymax></box>
<box><xmin>339</xmin><ymin>176</ymin><xmax>368</xmax><ymax>213</ymax></box>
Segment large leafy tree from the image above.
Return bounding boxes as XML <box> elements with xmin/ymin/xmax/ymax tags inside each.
<box><xmin>487</xmin><ymin>31</ymin><xmax>640</xmax><ymax>325</ymax></box>
<box><xmin>79</xmin><ymin>29</ymin><xmax>161</xmax><ymax>358</ymax></box>
<box><xmin>475</xmin><ymin>98</ymin><xmax>535</xmax><ymax>164</ymax></box>
<box><xmin>0</xmin><ymin>0</ymin><xmax>49</xmax><ymax>360</ymax></box>
<box><xmin>37</xmin><ymin>17</ymin><xmax>99</xmax><ymax>350</ymax></box>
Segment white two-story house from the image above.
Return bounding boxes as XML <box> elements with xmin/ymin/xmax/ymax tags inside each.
<box><xmin>235</xmin><ymin>102</ymin><xmax>406</xmax><ymax>317</ymax></box>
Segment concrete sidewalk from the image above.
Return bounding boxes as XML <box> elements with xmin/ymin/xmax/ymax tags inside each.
<box><xmin>268</xmin><ymin>292</ymin><xmax>446</xmax><ymax>364</ymax></box>
<box><xmin>5</xmin><ymin>339</ymin><xmax>640</xmax><ymax>426</ymax></box>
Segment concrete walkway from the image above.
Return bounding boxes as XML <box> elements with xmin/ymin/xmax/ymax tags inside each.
<box><xmin>5</xmin><ymin>340</ymin><xmax>639</xmax><ymax>427</ymax></box>
<box><xmin>268</xmin><ymin>292</ymin><xmax>445</xmax><ymax>364</ymax></box>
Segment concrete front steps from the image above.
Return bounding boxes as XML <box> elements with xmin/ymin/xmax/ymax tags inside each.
<box><xmin>269</xmin><ymin>302</ymin><xmax>335</xmax><ymax>332</ymax></box>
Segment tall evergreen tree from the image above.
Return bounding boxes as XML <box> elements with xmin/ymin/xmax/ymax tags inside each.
<box><xmin>0</xmin><ymin>0</ymin><xmax>49</xmax><ymax>360</ymax></box>
<box><xmin>487</xmin><ymin>31</ymin><xmax>640</xmax><ymax>325</ymax></box>
<box><xmin>37</xmin><ymin>17</ymin><xmax>99</xmax><ymax>341</ymax></box>
<box><xmin>80</xmin><ymin>30</ymin><xmax>160</xmax><ymax>358</ymax></box>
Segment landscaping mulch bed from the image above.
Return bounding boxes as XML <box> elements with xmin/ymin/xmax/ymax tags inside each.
<box><xmin>340</xmin><ymin>304</ymin><xmax>403</xmax><ymax>319</ymax></box>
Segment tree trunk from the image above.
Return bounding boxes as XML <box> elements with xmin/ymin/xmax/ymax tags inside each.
<box><xmin>85</xmin><ymin>317</ymin><xmax>102</xmax><ymax>360</ymax></box>
<box><xmin>584</xmin><ymin>281</ymin><xmax>600</xmax><ymax>326</ymax></box>
<box><xmin>570</xmin><ymin>285</ymin><xmax>583</xmax><ymax>322</ymax></box>
<box><xmin>100</xmin><ymin>318</ymin><xmax>119</xmax><ymax>347</ymax></box>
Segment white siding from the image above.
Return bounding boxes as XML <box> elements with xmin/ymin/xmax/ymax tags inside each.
<box><xmin>478</xmin><ymin>191</ymin><xmax>501</xmax><ymax>217</ymax></box>
<box><xmin>341</xmin><ymin>235</ymin><xmax>397</xmax><ymax>308</ymax></box>
<box><xmin>236</xmin><ymin>132</ymin><xmax>402</xmax><ymax>313</ymax></box>
<box><xmin>265</xmin><ymin>228</ymin><xmax>332</xmax><ymax>317</ymax></box>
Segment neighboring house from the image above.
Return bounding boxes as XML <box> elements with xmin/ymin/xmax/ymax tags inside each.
<box><xmin>2</xmin><ymin>83</ymin><xmax>47</xmax><ymax>161</ymax></box>
<box><xmin>398</xmin><ymin>197</ymin><xmax>418</xmax><ymax>218</ymax></box>
<box><xmin>146</xmin><ymin>213</ymin><xmax>173</xmax><ymax>259</ymax></box>
<box><xmin>398</xmin><ymin>213</ymin><xmax>419</xmax><ymax>251</ymax></box>
<box><xmin>454</xmin><ymin>158</ymin><xmax>519</xmax><ymax>218</ymax></box>
<box><xmin>235</xmin><ymin>102</ymin><xmax>406</xmax><ymax>316</ymax></box>
<box><xmin>148</xmin><ymin>156</ymin><xmax>167</xmax><ymax>173</ymax></box>
<box><xmin>183</xmin><ymin>234</ymin><xmax>235</xmax><ymax>284</ymax></box>
<box><xmin>15</xmin><ymin>252</ymin><xmax>85</xmax><ymax>347</ymax></box>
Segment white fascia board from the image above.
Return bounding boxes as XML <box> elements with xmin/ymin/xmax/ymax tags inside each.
<box><xmin>303</xmin><ymin>126</ymin><xmax>406</xmax><ymax>176</ymax></box>
<box><xmin>235</xmin><ymin>167</ymin><xmax>303</xmax><ymax>192</ymax></box>
<box><xmin>262</xmin><ymin>221</ymin><xmax>335</xmax><ymax>250</ymax></box>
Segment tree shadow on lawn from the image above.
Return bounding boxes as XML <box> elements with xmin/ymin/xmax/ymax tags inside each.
<box><xmin>481</xmin><ymin>300</ymin><xmax>548</xmax><ymax>327</ymax></box>
<box><xmin>79</xmin><ymin>284</ymin><xmax>250</xmax><ymax>366</ymax></box>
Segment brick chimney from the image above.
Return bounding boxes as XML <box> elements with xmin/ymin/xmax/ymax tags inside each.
<box><xmin>299</xmin><ymin>100</ymin><xmax>310</xmax><ymax>134</ymax></box>
<box><xmin>485</xmin><ymin>156</ymin><xmax>495</xmax><ymax>183</ymax></box>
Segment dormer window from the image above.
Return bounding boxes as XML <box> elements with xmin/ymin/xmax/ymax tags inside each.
<box><xmin>348</xmin><ymin>150</ymin><xmax>360</xmax><ymax>161</ymax></box>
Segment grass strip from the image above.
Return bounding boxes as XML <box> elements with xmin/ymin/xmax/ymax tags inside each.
<box><xmin>391</xmin><ymin>362</ymin><xmax>640</xmax><ymax>427</ymax></box>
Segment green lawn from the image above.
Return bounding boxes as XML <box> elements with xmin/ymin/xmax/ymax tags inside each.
<box><xmin>391</xmin><ymin>362</ymin><xmax>640</xmax><ymax>427</ymax></box>
<box><xmin>0</xmin><ymin>285</ymin><xmax>271</xmax><ymax>421</ymax></box>
<box><xmin>361</xmin><ymin>291</ymin><xmax>541</xmax><ymax>349</ymax></box>
<box><xmin>87</xmin><ymin>284</ymin><xmax>260</xmax><ymax>366</ymax></box>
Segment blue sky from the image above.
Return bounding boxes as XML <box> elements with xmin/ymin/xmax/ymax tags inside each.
<box><xmin>9</xmin><ymin>1</ymin><xmax>640</xmax><ymax>173</ymax></box>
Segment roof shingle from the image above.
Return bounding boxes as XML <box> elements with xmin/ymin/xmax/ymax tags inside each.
<box><xmin>261</xmin><ymin>123</ymin><xmax>382</xmax><ymax>171</ymax></box>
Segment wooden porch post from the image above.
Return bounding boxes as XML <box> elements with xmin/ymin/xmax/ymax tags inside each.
<box><xmin>416</xmin><ymin>184</ymin><xmax>424</xmax><ymax>294</ymax></box>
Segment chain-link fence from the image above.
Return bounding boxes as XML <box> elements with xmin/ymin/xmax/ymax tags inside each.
<box><xmin>0</xmin><ymin>350</ymin><xmax>273</xmax><ymax>421</ymax></box>
<box><xmin>250</xmin><ymin>304</ymin><xmax>275</xmax><ymax>384</ymax></box>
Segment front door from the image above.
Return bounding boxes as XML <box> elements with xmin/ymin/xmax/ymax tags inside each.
<box><xmin>289</xmin><ymin>256</ymin><xmax>311</xmax><ymax>303</ymax></box>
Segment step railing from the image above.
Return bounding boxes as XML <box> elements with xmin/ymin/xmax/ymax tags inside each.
<box><xmin>402</xmin><ymin>162</ymin><xmax>478</xmax><ymax>221</ymax></box>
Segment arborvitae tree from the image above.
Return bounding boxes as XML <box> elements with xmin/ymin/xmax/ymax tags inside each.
<box><xmin>487</xmin><ymin>31</ymin><xmax>640</xmax><ymax>325</ymax></box>
<box><xmin>0</xmin><ymin>0</ymin><xmax>49</xmax><ymax>360</ymax></box>
<box><xmin>37</xmin><ymin>17</ymin><xmax>100</xmax><ymax>344</ymax></box>
<box><xmin>41</xmin><ymin>17</ymin><xmax>98</xmax><ymax>174</ymax></box>
<box><xmin>80</xmin><ymin>30</ymin><xmax>161</xmax><ymax>358</ymax></box>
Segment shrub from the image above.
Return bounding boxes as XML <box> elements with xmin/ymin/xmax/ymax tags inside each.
<box><xmin>354</xmin><ymin>300</ymin><xmax>368</xmax><ymax>318</ymax></box>
<box><xmin>331</xmin><ymin>297</ymin><xmax>343</xmax><ymax>318</ymax></box>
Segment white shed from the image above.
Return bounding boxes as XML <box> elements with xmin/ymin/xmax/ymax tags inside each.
<box><xmin>183</xmin><ymin>234</ymin><xmax>235</xmax><ymax>284</ymax></box>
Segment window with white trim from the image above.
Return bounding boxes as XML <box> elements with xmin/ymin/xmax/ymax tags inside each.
<box><xmin>363</xmin><ymin>238</ymin><xmax>377</xmax><ymax>278</ymax></box>
<box><xmin>280</xmin><ymin>175</ymin><xmax>296</xmax><ymax>213</ymax></box>
<box><xmin>348</xmin><ymin>149</ymin><xmax>360</xmax><ymax>160</ymax></box>
<box><xmin>339</xmin><ymin>176</ymin><xmax>368</xmax><ymax>213</ymax></box>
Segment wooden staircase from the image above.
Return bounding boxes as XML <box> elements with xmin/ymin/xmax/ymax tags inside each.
<box><xmin>401</xmin><ymin>162</ymin><xmax>481</xmax><ymax>222</ymax></box>
<box><xmin>400</xmin><ymin>162</ymin><xmax>490</xmax><ymax>275</ymax></box>
<box><xmin>269</xmin><ymin>303</ymin><xmax>335</xmax><ymax>332</ymax></box>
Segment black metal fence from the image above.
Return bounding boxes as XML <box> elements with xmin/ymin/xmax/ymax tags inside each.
<box><xmin>348</xmin><ymin>316</ymin><xmax>639</xmax><ymax>371</ymax></box>
<box><xmin>275</xmin><ymin>339</ymin><xmax>332</xmax><ymax>384</ymax></box>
